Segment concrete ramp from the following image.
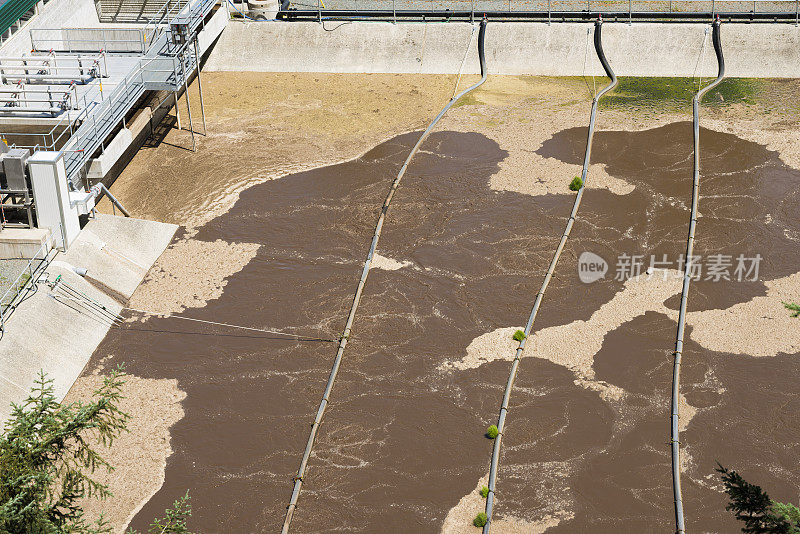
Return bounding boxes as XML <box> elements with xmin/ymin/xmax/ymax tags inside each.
<box><xmin>0</xmin><ymin>214</ymin><xmax>177</xmax><ymax>423</ymax></box>
<box><xmin>205</xmin><ymin>20</ymin><xmax>800</xmax><ymax>77</ymax></box>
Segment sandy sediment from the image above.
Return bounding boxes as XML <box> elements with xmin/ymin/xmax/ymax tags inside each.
<box><xmin>686</xmin><ymin>271</ymin><xmax>800</xmax><ymax>357</ymax></box>
<box><xmin>96</xmin><ymin>73</ymin><xmax>461</xmax><ymax>229</ymax></box>
<box><xmin>62</xmin><ymin>371</ymin><xmax>185</xmax><ymax>533</ymax></box>
<box><xmin>99</xmin><ymin>75</ymin><xmax>800</xmax><ymax>229</ymax></box>
<box><xmin>440</xmin><ymin>473</ymin><xmax>573</xmax><ymax>534</ymax></box>
<box><xmin>127</xmin><ymin>237</ymin><xmax>260</xmax><ymax>315</ymax></box>
<box><xmin>371</xmin><ymin>253</ymin><xmax>413</xmax><ymax>271</ymax></box>
<box><xmin>678</xmin><ymin>393</ymin><xmax>697</xmax><ymax>433</ymax></box>
<box><xmin>440</xmin><ymin>81</ymin><xmax>637</xmax><ymax>198</ymax></box>
<box><xmin>440</xmin><ymin>270</ymin><xmax>685</xmax><ymax>401</ymax></box>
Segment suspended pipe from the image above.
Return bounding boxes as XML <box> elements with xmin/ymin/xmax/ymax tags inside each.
<box><xmin>481</xmin><ymin>17</ymin><xmax>617</xmax><ymax>533</ymax></box>
<box><xmin>671</xmin><ymin>18</ymin><xmax>724</xmax><ymax>534</ymax></box>
<box><xmin>91</xmin><ymin>183</ymin><xmax>130</xmax><ymax>217</ymax></box>
<box><xmin>280</xmin><ymin>18</ymin><xmax>489</xmax><ymax>534</ymax></box>
<box><xmin>281</xmin><ymin>9</ymin><xmax>800</xmax><ymax>22</ymax></box>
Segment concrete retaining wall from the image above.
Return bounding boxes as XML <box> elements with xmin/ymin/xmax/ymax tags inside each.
<box><xmin>205</xmin><ymin>20</ymin><xmax>800</xmax><ymax>77</ymax></box>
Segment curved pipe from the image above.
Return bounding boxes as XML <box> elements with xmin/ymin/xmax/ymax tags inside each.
<box><xmin>280</xmin><ymin>19</ymin><xmax>489</xmax><ymax>534</ymax></box>
<box><xmin>481</xmin><ymin>18</ymin><xmax>616</xmax><ymax>533</ymax></box>
<box><xmin>671</xmin><ymin>18</ymin><xmax>724</xmax><ymax>534</ymax></box>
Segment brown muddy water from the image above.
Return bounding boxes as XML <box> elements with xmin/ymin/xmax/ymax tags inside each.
<box><xmin>90</xmin><ymin>123</ymin><xmax>800</xmax><ymax>533</ymax></box>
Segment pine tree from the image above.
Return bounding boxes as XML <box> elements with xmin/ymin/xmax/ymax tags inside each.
<box><xmin>717</xmin><ymin>463</ymin><xmax>800</xmax><ymax>534</ymax></box>
<box><xmin>0</xmin><ymin>368</ymin><xmax>194</xmax><ymax>534</ymax></box>
<box><xmin>0</xmin><ymin>368</ymin><xmax>129</xmax><ymax>533</ymax></box>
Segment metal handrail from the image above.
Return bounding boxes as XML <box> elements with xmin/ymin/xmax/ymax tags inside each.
<box><xmin>3</xmin><ymin>0</ymin><xmax>214</xmax><ymax>185</ymax></box>
<box><xmin>56</xmin><ymin>24</ymin><xmax>204</xmax><ymax>182</ymax></box>
<box><xmin>30</xmin><ymin>27</ymin><xmax>156</xmax><ymax>53</ymax></box>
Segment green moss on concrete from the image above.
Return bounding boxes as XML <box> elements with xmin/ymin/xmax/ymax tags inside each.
<box><xmin>604</xmin><ymin>77</ymin><xmax>764</xmax><ymax>110</ymax></box>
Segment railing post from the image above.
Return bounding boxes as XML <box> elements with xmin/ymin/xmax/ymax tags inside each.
<box><xmin>180</xmin><ymin>53</ymin><xmax>195</xmax><ymax>151</ymax></box>
<box><xmin>193</xmin><ymin>37</ymin><xmax>207</xmax><ymax>135</ymax></box>
<box><xmin>318</xmin><ymin>0</ymin><xmax>321</xmax><ymax>23</ymax></box>
<box><xmin>629</xmin><ymin>0</ymin><xmax>632</xmax><ymax>23</ymax></box>
<box><xmin>393</xmin><ymin>0</ymin><xmax>396</xmax><ymax>23</ymax></box>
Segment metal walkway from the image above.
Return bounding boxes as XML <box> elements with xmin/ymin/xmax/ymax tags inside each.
<box><xmin>56</xmin><ymin>0</ymin><xmax>215</xmax><ymax>189</ymax></box>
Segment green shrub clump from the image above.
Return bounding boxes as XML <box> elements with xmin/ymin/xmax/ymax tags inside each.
<box><xmin>512</xmin><ymin>329</ymin><xmax>526</xmax><ymax>342</ymax></box>
<box><xmin>569</xmin><ymin>176</ymin><xmax>583</xmax><ymax>191</ymax></box>
<box><xmin>480</xmin><ymin>486</ymin><xmax>490</xmax><ymax>498</ymax></box>
<box><xmin>486</xmin><ymin>425</ymin><xmax>499</xmax><ymax>439</ymax></box>
<box><xmin>473</xmin><ymin>512</ymin><xmax>488</xmax><ymax>527</ymax></box>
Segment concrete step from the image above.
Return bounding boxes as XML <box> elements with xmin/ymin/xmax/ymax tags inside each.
<box><xmin>0</xmin><ymin>227</ymin><xmax>53</xmax><ymax>259</ymax></box>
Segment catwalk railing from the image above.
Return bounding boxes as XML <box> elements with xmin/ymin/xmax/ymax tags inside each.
<box><xmin>51</xmin><ymin>0</ymin><xmax>214</xmax><ymax>187</ymax></box>
<box><xmin>30</xmin><ymin>27</ymin><xmax>159</xmax><ymax>54</ymax></box>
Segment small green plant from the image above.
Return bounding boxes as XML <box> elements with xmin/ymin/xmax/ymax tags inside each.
<box><xmin>479</xmin><ymin>486</ymin><xmax>490</xmax><ymax>499</ymax></box>
<box><xmin>486</xmin><ymin>425</ymin><xmax>499</xmax><ymax>439</ymax></box>
<box><xmin>784</xmin><ymin>301</ymin><xmax>800</xmax><ymax>317</ymax></box>
<box><xmin>512</xmin><ymin>329</ymin><xmax>526</xmax><ymax>342</ymax></box>
<box><xmin>569</xmin><ymin>176</ymin><xmax>583</xmax><ymax>191</ymax></box>
<box><xmin>127</xmin><ymin>491</ymin><xmax>193</xmax><ymax>534</ymax></box>
<box><xmin>473</xmin><ymin>512</ymin><xmax>488</xmax><ymax>527</ymax></box>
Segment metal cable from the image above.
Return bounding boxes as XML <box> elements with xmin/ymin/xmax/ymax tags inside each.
<box><xmin>44</xmin><ymin>274</ymin><xmax>331</xmax><ymax>341</ymax></box>
<box><xmin>481</xmin><ymin>18</ymin><xmax>617</xmax><ymax>533</ymax></box>
<box><xmin>123</xmin><ymin>306</ymin><xmax>335</xmax><ymax>341</ymax></box>
<box><xmin>671</xmin><ymin>18</ymin><xmax>724</xmax><ymax>534</ymax></box>
<box><xmin>280</xmin><ymin>19</ymin><xmax>490</xmax><ymax>534</ymax></box>
<box><xmin>452</xmin><ymin>23</ymin><xmax>478</xmax><ymax>99</ymax></box>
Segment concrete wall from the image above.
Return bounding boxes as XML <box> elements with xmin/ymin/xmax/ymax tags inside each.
<box><xmin>0</xmin><ymin>0</ymin><xmax>100</xmax><ymax>56</ymax></box>
<box><xmin>0</xmin><ymin>214</ymin><xmax>178</xmax><ymax>424</ymax></box>
<box><xmin>205</xmin><ymin>20</ymin><xmax>800</xmax><ymax>77</ymax></box>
